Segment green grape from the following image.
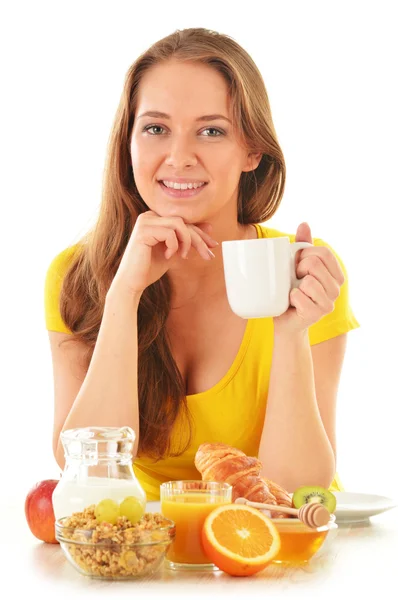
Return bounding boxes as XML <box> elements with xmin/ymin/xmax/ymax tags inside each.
<box><xmin>94</xmin><ymin>498</ymin><xmax>120</xmax><ymax>525</ymax></box>
<box><xmin>119</xmin><ymin>496</ymin><xmax>145</xmax><ymax>524</ymax></box>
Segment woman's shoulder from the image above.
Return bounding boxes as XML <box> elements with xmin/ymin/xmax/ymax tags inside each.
<box><xmin>256</xmin><ymin>223</ymin><xmax>295</xmax><ymax>241</ymax></box>
<box><xmin>44</xmin><ymin>243</ymin><xmax>84</xmax><ymax>305</ymax></box>
<box><xmin>44</xmin><ymin>243</ymin><xmax>84</xmax><ymax>334</ymax></box>
<box><xmin>46</xmin><ymin>243</ymin><xmax>83</xmax><ymax>280</ymax></box>
<box><xmin>256</xmin><ymin>223</ymin><xmax>332</xmax><ymax>248</ymax></box>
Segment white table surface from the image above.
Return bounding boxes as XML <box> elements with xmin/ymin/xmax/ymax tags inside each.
<box><xmin>5</xmin><ymin>494</ymin><xmax>398</xmax><ymax>599</ymax></box>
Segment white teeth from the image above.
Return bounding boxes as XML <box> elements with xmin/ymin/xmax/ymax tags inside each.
<box><xmin>162</xmin><ymin>180</ymin><xmax>206</xmax><ymax>190</ymax></box>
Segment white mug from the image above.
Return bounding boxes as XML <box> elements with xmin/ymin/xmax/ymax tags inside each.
<box><xmin>222</xmin><ymin>236</ymin><xmax>313</xmax><ymax>318</ymax></box>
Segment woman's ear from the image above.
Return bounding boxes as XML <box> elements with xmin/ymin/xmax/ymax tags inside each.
<box><xmin>242</xmin><ymin>152</ymin><xmax>263</xmax><ymax>172</ymax></box>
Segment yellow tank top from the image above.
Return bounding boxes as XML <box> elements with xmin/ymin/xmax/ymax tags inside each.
<box><xmin>44</xmin><ymin>224</ymin><xmax>360</xmax><ymax>500</ymax></box>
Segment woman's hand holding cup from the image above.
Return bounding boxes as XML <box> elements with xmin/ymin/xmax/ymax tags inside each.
<box><xmin>274</xmin><ymin>223</ymin><xmax>345</xmax><ymax>334</ymax></box>
<box><xmin>222</xmin><ymin>222</ymin><xmax>345</xmax><ymax>334</ymax></box>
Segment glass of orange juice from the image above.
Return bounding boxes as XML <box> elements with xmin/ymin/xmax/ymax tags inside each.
<box><xmin>160</xmin><ymin>480</ymin><xmax>232</xmax><ymax>570</ymax></box>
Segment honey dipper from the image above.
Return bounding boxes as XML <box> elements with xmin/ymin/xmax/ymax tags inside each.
<box><xmin>234</xmin><ymin>497</ymin><xmax>331</xmax><ymax>528</ymax></box>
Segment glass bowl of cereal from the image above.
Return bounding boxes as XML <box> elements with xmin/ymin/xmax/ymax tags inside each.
<box><xmin>55</xmin><ymin>505</ymin><xmax>176</xmax><ymax>580</ymax></box>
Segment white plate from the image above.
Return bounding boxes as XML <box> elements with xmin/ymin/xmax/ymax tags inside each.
<box><xmin>332</xmin><ymin>492</ymin><xmax>398</xmax><ymax>524</ymax></box>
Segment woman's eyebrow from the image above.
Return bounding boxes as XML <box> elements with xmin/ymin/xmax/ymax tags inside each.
<box><xmin>136</xmin><ymin>110</ymin><xmax>232</xmax><ymax>124</ymax></box>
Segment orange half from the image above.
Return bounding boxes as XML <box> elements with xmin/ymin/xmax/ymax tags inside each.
<box><xmin>202</xmin><ymin>504</ymin><xmax>281</xmax><ymax>577</ymax></box>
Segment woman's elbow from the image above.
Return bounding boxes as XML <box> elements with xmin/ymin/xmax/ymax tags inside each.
<box><xmin>53</xmin><ymin>437</ymin><xmax>65</xmax><ymax>471</ymax></box>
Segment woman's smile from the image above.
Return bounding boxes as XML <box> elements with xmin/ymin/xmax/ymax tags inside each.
<box><xmin>158</xmin><ymin>180</ymin><xmax>209</xmax><ymax>199</ymax></box>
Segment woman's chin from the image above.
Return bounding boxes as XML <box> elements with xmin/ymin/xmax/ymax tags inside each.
<box><xmin>156</xmin><ymin>205</ymin><xmax>207</xmax><ymax>223</ymax></box>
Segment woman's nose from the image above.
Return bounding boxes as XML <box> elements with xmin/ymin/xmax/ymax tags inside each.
<box><xmin>164</xmin><ymin>136</ymin><xmax>198</xmax><ymax>169</ymax></box>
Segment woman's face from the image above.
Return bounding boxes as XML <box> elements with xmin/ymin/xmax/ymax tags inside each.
<box><xmin>130</xmin><ymin>60</ymin><xmax>261</xmax><ymax>224</ymax></box>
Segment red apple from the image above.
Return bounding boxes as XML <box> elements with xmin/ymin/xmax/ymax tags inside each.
<box><xmin>25</xmin><ymin>479</ymin><xmax>59</xmax><ymax>544</ymax></box>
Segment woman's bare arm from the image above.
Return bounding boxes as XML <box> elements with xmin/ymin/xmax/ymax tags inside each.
<box><xmin>51</xmin><ymin>287</ymin><xmax>142</xmax><ymax>469</ymax></box>
<box><xmin>258</xmin><ymin>330</ymin><xmax>347</xmax><ymax>491</ymax></box>
<box><xmin>49</xmin><ymin>214</ymin><xmax>218</xmax><ymax>469</ymax></box>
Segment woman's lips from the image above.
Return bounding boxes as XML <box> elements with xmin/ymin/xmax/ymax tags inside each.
<box><xmin>158</xmin><ymin>181</ymin><xmax>208</xmax><ymax>198</ymax></box>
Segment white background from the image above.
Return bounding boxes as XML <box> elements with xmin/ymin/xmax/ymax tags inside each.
<box><xmin>1</xmin><ymin>0</ymin><xmax>397</xmax><ymax>506</ymax></box>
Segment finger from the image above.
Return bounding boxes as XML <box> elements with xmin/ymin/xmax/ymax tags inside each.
<box><xmin>161</xmin><ymin>230</ymin><xmax>180</xmax><ymax>260</ymax></box>
<box><xmin>195</xmin><ymin>222</ymin><xmax>213</xmax><ymax>235</ymax></box>
<box><xmin>295</xmin><ymin>222</ymin><xmax>313</xmax><ymax>244</ymax></box>
<box><xmin>290</xmin><ymin>288</ymin><xmax>321</xmax><ymax>322</ymax></box>
<box><xmin>141</xmin><ymin>226</ymin><xmax>179</xmax><ymax>259</ymax></box>
<box><xmin>189</xmin><ymin>228</ymin><xmax>215</xmax><ymax>261</ymax></box>
<box><xmin>146</xmin><ymin>216</ymin><xmax>192</xmax><ymax>258</ymax></box>
<box><xmin>142</xmin><ymin>215</ymin><xmax>215</xmax><ymax>260</ymax></box>
<box><xmin>294</xmin><ymin>223</ymin><xmax>313</xmax><ymax>267</ymax></box>
<box><xmin>189</xmin><ymin>224</ymin><xmax>219</xmax><ymax>248</ymax></box>
<box><xmin>297</xmin><ymin>275</ymin><xmax>336</xmax><ymax>313</ymax></box>
<box><xmin>296</xmin><ymin>256</ymin><xmax>341</xmax><ymax>301</ymax></box>
<box><xmin>164</xmin><ymin>232</ymin><xmax>179</xmax><ymax>259</ymax></box>
<box><xmin>297</xmin><ymin>246</ymin><xmax>345</xmax><ymax>286</ymax></box>
<box><xmin>172</xmin><ymin>226</ymin><xmax>192</xmax><ymax>259</ymax></box>
<box><xmin>139</xmin><ymin>225</ymin><xmax>178</xmax><ymax>249</ymax></box>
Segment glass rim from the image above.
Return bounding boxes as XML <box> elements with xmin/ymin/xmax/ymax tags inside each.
<box><xmin>55</xmin><ymin>516</ymin><xmax>176</xmax><ymax>546</ymax></box>
<box><xmin>61</xmin><ymin>426</ymin><xmax>136</xmax><ymax>442</ymax></box>
<box><xmin>160</xmin><ymin>480</ymin><xmax>232</xmax><ymax>490</ymax></box>
<box><xmin>60</xmin><ymin>426</ymin><xmax>136</xmax><ymax>459</ymax></box>
<box><xmin>271</xmin><ymin>514</ymin><xmax>337</xmax><ymax>532</ymax></box>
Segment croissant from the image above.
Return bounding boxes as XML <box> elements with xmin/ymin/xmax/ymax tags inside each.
<box><xmin>194</xmin><ymin>442</ymin><xmax>293</xmax><ymax>518</ymax></box>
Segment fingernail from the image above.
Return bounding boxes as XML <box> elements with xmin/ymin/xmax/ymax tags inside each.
<box><xmin>207</xmin><ymin>249</ymin><xmax>216</xmax><ymax>259</ymax></box>
<box><xmin>213</xmin><ymin>241</ymin><xmax>219</xmax><ymax>245</ymax></box>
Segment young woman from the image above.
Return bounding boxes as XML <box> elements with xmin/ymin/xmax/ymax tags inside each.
<box><xmin>45</xmin><ymin>27</ymin><xmax>359</xmax><ymax>501</ymax></box>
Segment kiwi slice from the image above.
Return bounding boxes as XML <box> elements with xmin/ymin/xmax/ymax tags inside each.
<box><xmin>292</xmin><ymin>485</ymin><xmax>337</xmax><ymax>513</ymax></box>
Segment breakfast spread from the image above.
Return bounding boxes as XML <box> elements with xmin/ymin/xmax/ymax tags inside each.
<box><xmin>26</xmin><ymin>432</ymin><xmax>338</xmax><ymax>578</ymax></box>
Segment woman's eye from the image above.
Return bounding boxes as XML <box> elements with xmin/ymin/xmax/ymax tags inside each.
<box><xmin>143</xmin><ymin>125</ymin><xmax>224</xmax><ymax>137</ymax></box>
<box><xmin>201</xmin><ymin>128</ymin><xmax>224</xmax><ymax>137</ymax></box>
<box><xmin>144</xmin><ymin>125</ymin><xmax>165</xmax><ymax>135</ymax></box>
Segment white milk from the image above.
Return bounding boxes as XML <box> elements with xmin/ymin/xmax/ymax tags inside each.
<box><xmin>52</xmin><ymin>476</ymin><xmax>147</xmax><ymax>521</ymax></box>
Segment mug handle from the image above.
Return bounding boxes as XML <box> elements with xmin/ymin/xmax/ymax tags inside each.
<box><xmin>290</xmin><ymin>242</ymin><xmax>313</xmax><ymax>288</ymax></box>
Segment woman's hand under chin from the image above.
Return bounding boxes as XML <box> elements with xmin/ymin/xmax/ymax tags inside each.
<box><xmin>273</xmin><ymin>222</ymin><xmax>345</xmax><ymax>335</ymax></box>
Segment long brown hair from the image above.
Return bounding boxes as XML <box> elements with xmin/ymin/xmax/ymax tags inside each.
<box><xmin>59</xmin><ymin>27</ymin><xmax>286</xmax><ymax>461</ymax></box>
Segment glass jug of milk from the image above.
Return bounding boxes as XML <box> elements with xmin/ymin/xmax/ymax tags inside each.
<box><xmin>52</xmin><ymin>426</ymin><xmax>146</xmax><ymax>520</ymax></box>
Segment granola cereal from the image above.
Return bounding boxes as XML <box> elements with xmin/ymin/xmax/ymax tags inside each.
<box><xmin>56</xmin><ymin>506</ymin><xmax>175</xmax><ymax>579</ymax></box>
